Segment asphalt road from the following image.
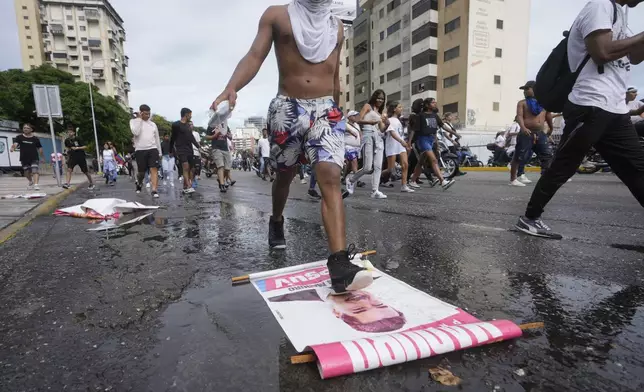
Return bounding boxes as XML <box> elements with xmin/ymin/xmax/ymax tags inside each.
<box><xmin>1</xmin><ymin>170</ymin><xmax>643</xmax><ymax>392</ymax></box>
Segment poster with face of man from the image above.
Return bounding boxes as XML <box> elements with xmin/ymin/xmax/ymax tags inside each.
<box><xmin>249</xmin><ymin>257</ymin><xmax>523</xmax><ymax>379</ymax></box>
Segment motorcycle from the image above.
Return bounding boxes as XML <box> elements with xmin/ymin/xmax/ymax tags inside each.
<box><xmin>577</xmin><ymin>137</ymin><xmax>644</xmax><ymax>174</ymax></box>
<box><xmin>457</xmin><ymin>146</ymin><xmax>483</xmax><ymax>167</ymax></box>
<box><xmin>437</xmin><ymin>140</ymin><xmax>459</xmax><ymax>179</ymax></box>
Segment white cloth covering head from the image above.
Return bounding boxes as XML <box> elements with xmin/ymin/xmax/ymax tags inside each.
<box><xmin>287</xmin><ymin>0</ymin><xmax>339</xmax><ymax>64</ymax></box>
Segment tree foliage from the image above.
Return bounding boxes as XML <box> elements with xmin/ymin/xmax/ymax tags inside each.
<box><xmin>0</xmin><ymin>65</ymin><xmax>132</xmax><ymax>153</ymax></box>
<box><xmin>151</xmin><ymin>114</ymin><xmax>172</xmax><ymax>137</ymax></box>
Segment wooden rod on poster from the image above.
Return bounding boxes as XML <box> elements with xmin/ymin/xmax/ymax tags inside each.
<box><xmin>289</xmin><ymin>322</ymin><xmax>545</xmax><ymax>365</ymax></box>
<box><xmin>231</xmin><ymin>250</ymin><xmax>377</xmax><ymax>285</ymax></box>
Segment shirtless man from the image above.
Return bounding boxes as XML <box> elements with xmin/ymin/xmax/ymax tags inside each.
<box><xmin>509</xmin><ymin>81</ymin><xmax>554</xmax><ymax>187</ymax></box>
<box><xmin>212</xmin><ymin>0</ymin><xmax>372</xmax><ymax>294</ymax></box>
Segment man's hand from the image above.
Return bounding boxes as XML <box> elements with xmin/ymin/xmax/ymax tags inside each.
<box><xmin>212</xmin><ymin>88</ymin><xmax>237</xmax><ymax>111</ymax></box>
<box><xmin>521</xmin><ymin>127</ymin><xmax>531</xmax><ymax>136</ymax></box>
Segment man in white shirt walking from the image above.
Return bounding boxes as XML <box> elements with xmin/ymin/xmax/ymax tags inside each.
<box><xmin>257</xmin><ymin>128</ymin><xmax>272</xmax><ymax>180</ymax></box>
<box><xmin>626</xmin><ymin>87</ymin><xmax>644</xmax><ymax>136</ymax></box>
<box><xmin>130</xmin><ymin>104</ymin><xmax>162</xmax><ymax>198</ymax></box>
<box><xmin>516</xmin><ymin>0</ymin><xmax>644</xmax><ymax>239</ymax></box>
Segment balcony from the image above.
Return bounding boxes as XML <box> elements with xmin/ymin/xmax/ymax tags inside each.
<box><xmin>124</xmin><ymin>56</ymin><xmax>129</xmax><ymax>67</ymax></box>
<box><xmin>110</xmin><ymin>58</ymin><xmax>118</xmax><ymax>69</ymax></box>
<box><xmin>85</xmin><ymin>8</ymin><xmax>100</xmax><ymax>21</ymax></box>
<box><xmin>92</xmin><ymin>71</ymin><xmax>105</xmax><ymax>80</ymax></box>
<box><xmin>108</xmin><ymin>29</ymin><xmax>116</xmax><ymax>42</ymax></box>
<box><xmin>124</xmin><ymin>81</ymin><xmax>131</xmax><ymax>92</ymax></box>
<box><xmin>51</xmin><ymin>52</ymin><xmax>67</xmax><ymax>64</ymax></box>
<box><xmin>49</xmin><ymin>22</ymin><xmax>64</xmax><ymax>35</ymax></box>
<box><xmin>88</xmin><ymin>39</ymin><xmax>101</xmax><ymax>51</ymax></box>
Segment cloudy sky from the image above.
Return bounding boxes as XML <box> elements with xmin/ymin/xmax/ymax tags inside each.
<box><xmin>1</xmin><ymin>0</ymin><xmax>642</xmax><ymax>128</ymax></box>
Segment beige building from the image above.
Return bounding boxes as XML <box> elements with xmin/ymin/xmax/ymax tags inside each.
<box><xmin>14</xmin><ymin>0</ymin><xmax>130</xmax><ymax>109</ymax></box>
<box><xmin>345</xmin><ymin>0</ymin><xmax>530</xmax><ymax>130</ymax></box>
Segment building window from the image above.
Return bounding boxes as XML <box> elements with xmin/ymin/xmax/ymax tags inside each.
<box><xmin>354</xmin><ymin>20</ymin><xmax>367</xmax><ymax>36</ymax></box>
<box><xmin>355</xmin><ymin>61</ymin><xmax>368</xmax><ymax>76</ymax></box>
<box><xmin>494</xmin><ymin>75</ymin><xmax>501</xmax><ymax>84</ymax></box>
<box><xmin>387</xmin><ymin>21</ymin><xmax>401</xmax><ymax>35</ymax></box>
<box><xmin>68</xmin><ymin>26</ymin><xmax>74</xmax><ymax>30</ymax></box>
<box><xmin>412</xmin><ymin>0</ymin><xmax>438</xmax><ymax>20</ymax></box>
<box><xmin>65</xmin><ymin>5</ymin><xmax>72</xmax><ymax>9</ymax></box>
<box><xmin>443</xmin><ymin>102</ymin><xmax>459</xmax><ymax>114</ymax></box>
<box><xmin>412</xmin><ymin>22</ymin><xmax>438</xmax><ymax>44</ymax></box>
<box><xmin>380</xmin><ymin>75</ymin><xmax>385</xmax><ymax>84</ymax></box>
<box><xmin>345</xmin><ymin>39</ymin><xmax>348</xmax><ymax>49</ymax></box>
<box><xmin>29</xmin><ymin>55</ymin><xmax>34</xmax><ymax>59</ymax></box>
<box><xmin>68</xmin><ymin>37</ymin><xmax>76</xmax><ymax>41</ymax></box>
<box><xmin>411</xmin><ymin>48</ymin><xmax>437</xmax><ymax>70</ymax></box>
<box><xmin>387</xmin><ymin>44</ymin><xmax>401</xmax><ymax>59</ymax></box>
<box><xmin>495</xmin><ymin>48</ymin><xmax>503</xmax><ymax>58</ymax></box>
<box><xmin>25</xmin><ymin>26</ymin><xmax>30</xmax><ymax>30</ymax></box>
<box><xmin>387</xmin><ymin>0</ymin><xmax>401</xmax><ymax>13</ymax></box>
<box><xmin>445</xmin><ymin>17</ymin><xmax>461</xmax><ymax>34</ymax></box>
<box><xmin>371</xmin><ymin>61</ymin><xmax>374</xmax><ymax>70</ymax></box>
<box><xmin>446</xmin><ymin>0</ymin><xmax>457</xmax><ymax>6</ymax></box>
<box><xmin>379</xmin><ymin>8</ymin><xmax>385</xmax><ymax>18</ymax></box>
<box><xmin>24</xmin><ymin>16</ymin><xmax>29</xmax><ymax>20</ymax></box>
<box><xmin>346</xmin><ymin>92</ymin><xmax>350</xmax><ymax>102</ymax></box>
<box><xmin>389</xmin><ymin>91</ymin><xmax>401</xmax><ymax>101</ymax></box>
<box><xmin>80</xmin><ymin>26</ymin><xmax>86</xmax><ymax>31</ymax></box>
<box><xmin>66</xmin><ymin>15</ymin><xmax>73</xmax><ymax>20</ymax></box>
<box><xmin>493</xmin><ymin>102</ymin><xmax>500</xmax><ymax>111</ymax></box>
<box><xmin>412</xmin><ymin>75</ymin><xmax>437</xmax><ymax>94</ymax></box>
<box><xmin>22</xmin><ymin>5</ymin><xmax>27</xmax><ymax>9</ymax></box>
<box><xmin>79</xmin><ymin>16</ymin><xmax>85</xmax><ymax>21</ymax></box>
<box><xmin>81</xmin><ymin>37</ymin><xmax>87</xmax><ymax>41</ymax></box>
<box><xmin>354</xmin><ymin>40</ymin><xmax>367</xmax><ymax>57</ymax></box>
<box><xmin>387</xmin><ymin>68</ymin><xmax>401</xmax><ymax>81</ymax></box>
<box><xmin>83</xmin><ymin>56</ymin><xmax>90</xmax><ymax>61</ymax></box>
<box><xmin>380</xmin><ymin>31</ymin><xmax>385</xmax><ymax>40</ymax></box>
<box><xmin>26</xmin><ymin>35</ymin><xmax>31</xmax><ymax>39</ymax></box>
<box><xmin>28</xmin><ymin>45</ymin><xmax>33</xmax><ymax>49</ymax></box>
<box><xmin>443</xmin><ymin>74</ymin><xmax>460</xmax><ymax>88</ymax></box>
<box><xmin>31</xmin><ymin>65</ymin><xmax>36</xmax><ymax>69</ymax></box>
<box><xmin>344</xmin><ymin>56</ymin><xmax>349</xmax><ymax>67</ymax></box>
<box><xmin>346</xmin><ymin>74</ymin><xmax>350</xmax><ymax>84</ymax></box>
<box><xmin>496</xmin><ymin>19</ymin><xmax>504</xmax><ymax>29</ymax></box>
<box><xmin>379</xmin><ymin>53</ymin><xmax>385</xmax><ymax>63</ymax></box>
<box><xmin>444</xmin><ymin>46</ymin><xmax>460</xmax><ymax>62</ymax></box>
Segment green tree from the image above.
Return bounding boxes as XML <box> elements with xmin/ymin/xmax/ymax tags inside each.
<box><xmin>0</xmin><ymin>65</ymin><xmax>131</xmax><ymax>154</ymax></box>
<box><xmin>151</xmin><ymin>114</ymin><xmax>172</xmax><ymax>137</ymax></box>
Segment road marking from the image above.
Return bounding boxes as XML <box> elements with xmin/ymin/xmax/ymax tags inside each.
<box><xmin>459</xmin><ymin>223</ymin><xmax>508</xmax><ymax>232</ymax></box>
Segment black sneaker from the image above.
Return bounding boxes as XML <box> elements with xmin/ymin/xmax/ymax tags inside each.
<box><xmin>136</xmin><ymin>183</ymin><xmax>142</xmax><ymax>194</ymax></box>
<box><xmin>88</xmin><ymin>184</ymin><xmax>96</xmax><ymax>190</ymax></box>
<box><xmin>341</xmin><ymin>189</ymin><xmax>350</xmax><ymax>199</ymax></box>
<box><xmin>268</xmin><ymin>216</ymin><xmax>286</xmax><ymax>249</ymax></box>
<box><xmin>515</xmin><ymin>216</ymin><xmax>563</xmax><ymax>240</ymax></box>
<box><xmin>229</xmin><ymin>180</ymin><xmax>236</xmax><ymax>187</ymax></box>
<box><xmin>327</xmin><ymin>246</ymin><xmax>373</xmax><ymax>294</ymax></box>
<box><xmin>219</xmin><ymin>183</ymin><xmax>227</xmax><ymax>193</ymax></box>
<box><xmin>430</xmin><ymin>178</ymin><xmax>440</xmax><ymax>187</ymax></box>
<box><xmin>357</xmin><ymin>181</ymin><xmax>365</xmax><ymax>188</ymax></box>
<box><xmin>416</xmin><ymin>179</ymin><xmax>424</xmax><ymax>184</ymax></box>
<box><xmin>152</xmin><ymin>191</ymin><xmax>159</xmax><ymax>198</ymax></box>
<box><xmin>308</xmin><ymin>189</ymin><xmax>321</xmax><ymax>200</ymax></box>
<box><xmin>62</xmin><ymin>183</ymin><xmax>70</xmax><ymax>189</ymax></box>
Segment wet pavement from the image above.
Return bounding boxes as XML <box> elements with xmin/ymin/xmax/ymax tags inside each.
<box><xmin>1</xmin><ymin>171</ymin><xmax>643</xmax><ymax>391</ymax></box>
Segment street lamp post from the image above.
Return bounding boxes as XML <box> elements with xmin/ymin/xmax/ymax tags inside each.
<box><xmin>87</xmin><ymin>58</ymin><xmax>118</xmax><ymax>174</ymax></box>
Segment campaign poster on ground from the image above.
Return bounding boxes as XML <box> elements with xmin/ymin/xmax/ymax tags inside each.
<box><xmin>249</xmin><ymin>257</ymin><xmax>523</xmax><ymax>379</ymax></box>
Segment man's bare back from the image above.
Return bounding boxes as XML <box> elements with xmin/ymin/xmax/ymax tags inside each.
<box><xmin>268</xmin><ymin>5</ymin><xmax>343</xmax><ymax>100</ymax></box>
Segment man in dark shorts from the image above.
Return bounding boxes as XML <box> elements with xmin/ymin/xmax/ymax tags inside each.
<box><xmin>130</xmin><ymin>104</ymin><xmax>162</xmax><ymax>197</ymax></box>
<box><xmin>10</xmin><ymin>123</ymin><xmax>44</xmax><ymax>190</ymax></box>
<box><xmin>170</xmin><ymin>108</ymin><xmax>200</xmax><ymax>194</ymax></box>
<box><xmin>62</xmin><ymin>124</ymin><xmax>95</xmax><ymax>189</ymax></box>
<box><xmin>212</xmin><ymin>0</ymin><xmax>372</xmax><ymax>294</ymax></box>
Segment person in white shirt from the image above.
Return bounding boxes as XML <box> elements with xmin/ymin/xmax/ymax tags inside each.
<box><xmin>129</xmin><ymin>104</ymin><xmax>162</xmax><ymax>197</ymax></box>
<box><xmin>344</xmin><ymin>111</ymin><xmax>361</xmax><ymax>186</ymax></box>
<box><xmin>383</xmin><ymin>102</ymin><xmax>414</xmax><ymax>193</ymax></box>
<box><xmin>257</xmin><ymin>128</ymin><xmax>272</xmax><ymax>180</ymax></box>
<box><xmin>516</xmin><ymin>0</ymin><xmax>644</xmax><ymax>240</ymax></box>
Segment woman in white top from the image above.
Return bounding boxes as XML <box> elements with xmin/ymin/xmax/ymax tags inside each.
<box><xmin>347</xmin><ymin>90</ymin><xmax>388</xmax><ymax>199</ymax></box>
<box><xmin>102</xmin><ymin>142</ymin><xmax>117</xmax><ymax>185</ymax></box>
<box><xmin>384</xmin><ymin>101</ymin><xmax>413</xmax><ymax>192</ymax></box>
<box><xmin>344</xmin><ymin>110</ymin><xmax>362</xmax><ymax>181</ymax></box>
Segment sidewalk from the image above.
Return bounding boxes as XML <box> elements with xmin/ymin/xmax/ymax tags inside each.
<box><xmin>0</xmin><ymin>173</ymin><xmax>87</xmax><ymax>232</ymax></box>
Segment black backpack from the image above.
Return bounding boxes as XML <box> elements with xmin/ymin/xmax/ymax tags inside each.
<box><xmin>534</xmin><ymin>0</ymin><xmax>617</xmax><ymax>113</ymax></box>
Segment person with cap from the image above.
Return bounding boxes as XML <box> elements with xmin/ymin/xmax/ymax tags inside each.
<box><xmin>516</xmin><ymin>0</ymin><xmax>644</xmax><ymax>239</ymax></box>
<box><xmin>509</xmin><ymin>81</ymin><xmax>554</xmax><ymax>187</ymax></box>
<box><xmin>344</xmin><ymin>110</ymin><xmax>362</xmax><ymax>184</ymax></box>
<box><xmin>626</xmin><ymin>87</ymin><xmax>644</xmax><ymax>136</ymax></box>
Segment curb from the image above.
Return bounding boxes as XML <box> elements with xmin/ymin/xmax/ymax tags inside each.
<box><xmin>460</xmin><ymin>167</ymin><xmax>542</xmax><ymax>172</ymax></box>
<box><xmin>0</xmin><ymin>185</ymin><xmax>80</xmax><ymax>245</ymax></box>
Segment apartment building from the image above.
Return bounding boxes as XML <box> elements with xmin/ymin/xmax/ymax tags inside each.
<box><xmin>345</xmin><ymin>0</ymin><xmax>530</xmax><ymax>130</ymax></box>
<box><xmin>14</xmin><ymin>0</ymin><xmax>130</xmax><ymax>109</ymax></box>
<box><xmin>244</xmin><ymin>116</ymin><xmax>267</xmax><ymax>131</ymax></box>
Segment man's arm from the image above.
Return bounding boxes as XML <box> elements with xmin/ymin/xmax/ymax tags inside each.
<box><xmin>586</xmin><ymin>30</ymin><xmax>644</xmax><ymax>65</ymax></box>
<box><xmin>129</xmin><ymin>118</ymin><xmax>143</xmax><ymax>137</ymax></box>
<box><xmin>333</xmin><ymin>22</ymin><xmax>344</xmax><ymax>104</ymax></box>
<box><xmin>516</xmin><ymin>101</ymin><xmax>530</xmax><ymax>135</ymax></box>
<box><xmin>629</xmin><ymin>105</ymin><xmax>644</xmax><ymax>116</ymax></box>
<box><xmin>214</xmin><ymin>7</ymin><xmax>275</xmax><ymax>108</ymax></box>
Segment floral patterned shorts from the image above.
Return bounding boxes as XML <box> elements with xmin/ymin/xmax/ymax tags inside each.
<box><xmin>267</xmin><ymin>95</ymin><xmax>345</xmax><ymax>171</ymax></box>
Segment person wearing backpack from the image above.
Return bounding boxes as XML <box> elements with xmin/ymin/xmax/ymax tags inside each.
<box><xmin>516</xmin><ymin>0</ymin><xmax>644</xmax><ymax>239</ymax></box>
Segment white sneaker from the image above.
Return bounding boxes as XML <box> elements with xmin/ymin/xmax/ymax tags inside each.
<box><xmin>408</xmin><ymin>181</ymin><xmax>421</xmax><ymax>189</ymax></box>
<box><xmin>401</xmin><ymin>184</ymin><xmax>415</xmax><ymax>193</ymax></box>
<box><xmin>441</xmin><ymin>179</ymin><xmax>455</xmax><ymax>190</ymax></box>
<box><xmin>346</xmin><ymin>180</ymin><xmax>356</xmax><ymax>195</ymax></box>
<box><xmin>518</xmin><ymin>174</ymin><xmax>532</xmax><ymax>184</ymax></box>
<box><xmin>170</xmin><ymin>181</ymin><xmax>175</xmax><ymax>187</ymax></box>
<box><xmin>370</xmin><ymin>190</ymin><xmax>387</xmax><ymax>199</ymax></box>
<box><xmin>300</xmin><ymin>179</ymin><xmax>307</xmax><ymax>184</ymax></box>
<box><xmin>33</xmin><ymin>184</ymin><xmax>40</xmax><ymax>190</ymax></box>
<box><xmin>146</xmin><ymin>182</ymin><xmax>151</xmax><ymax>188</ymax></box>
<box><xmin>510</xmin><ymin>179</ymin><xmax>526</xmax><ymax>187</ymax></box>
<box><xmin>178</xmin><ymin>176</ymin><xmax>184</xmax><ymax>182</ymax></box>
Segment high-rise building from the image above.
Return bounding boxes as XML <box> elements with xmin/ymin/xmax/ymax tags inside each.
<box><xmin>344</xmin><ymin>0</ymin><xmax>530</xmax><ymax>130</ymax></box>
<box><xmin>14</xmin><ymin>0</ymin><xmax>130</xmax><ymax>109</ymax></box>
<box><xmin>244</xmin><ymin>116</ymin><xmax>267</xmax><ymax>130</ymax></box>
<box><xmin>232</xmin><ymin>126</ymin><xmax>261</xmax><ymax>152</ymax></box>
